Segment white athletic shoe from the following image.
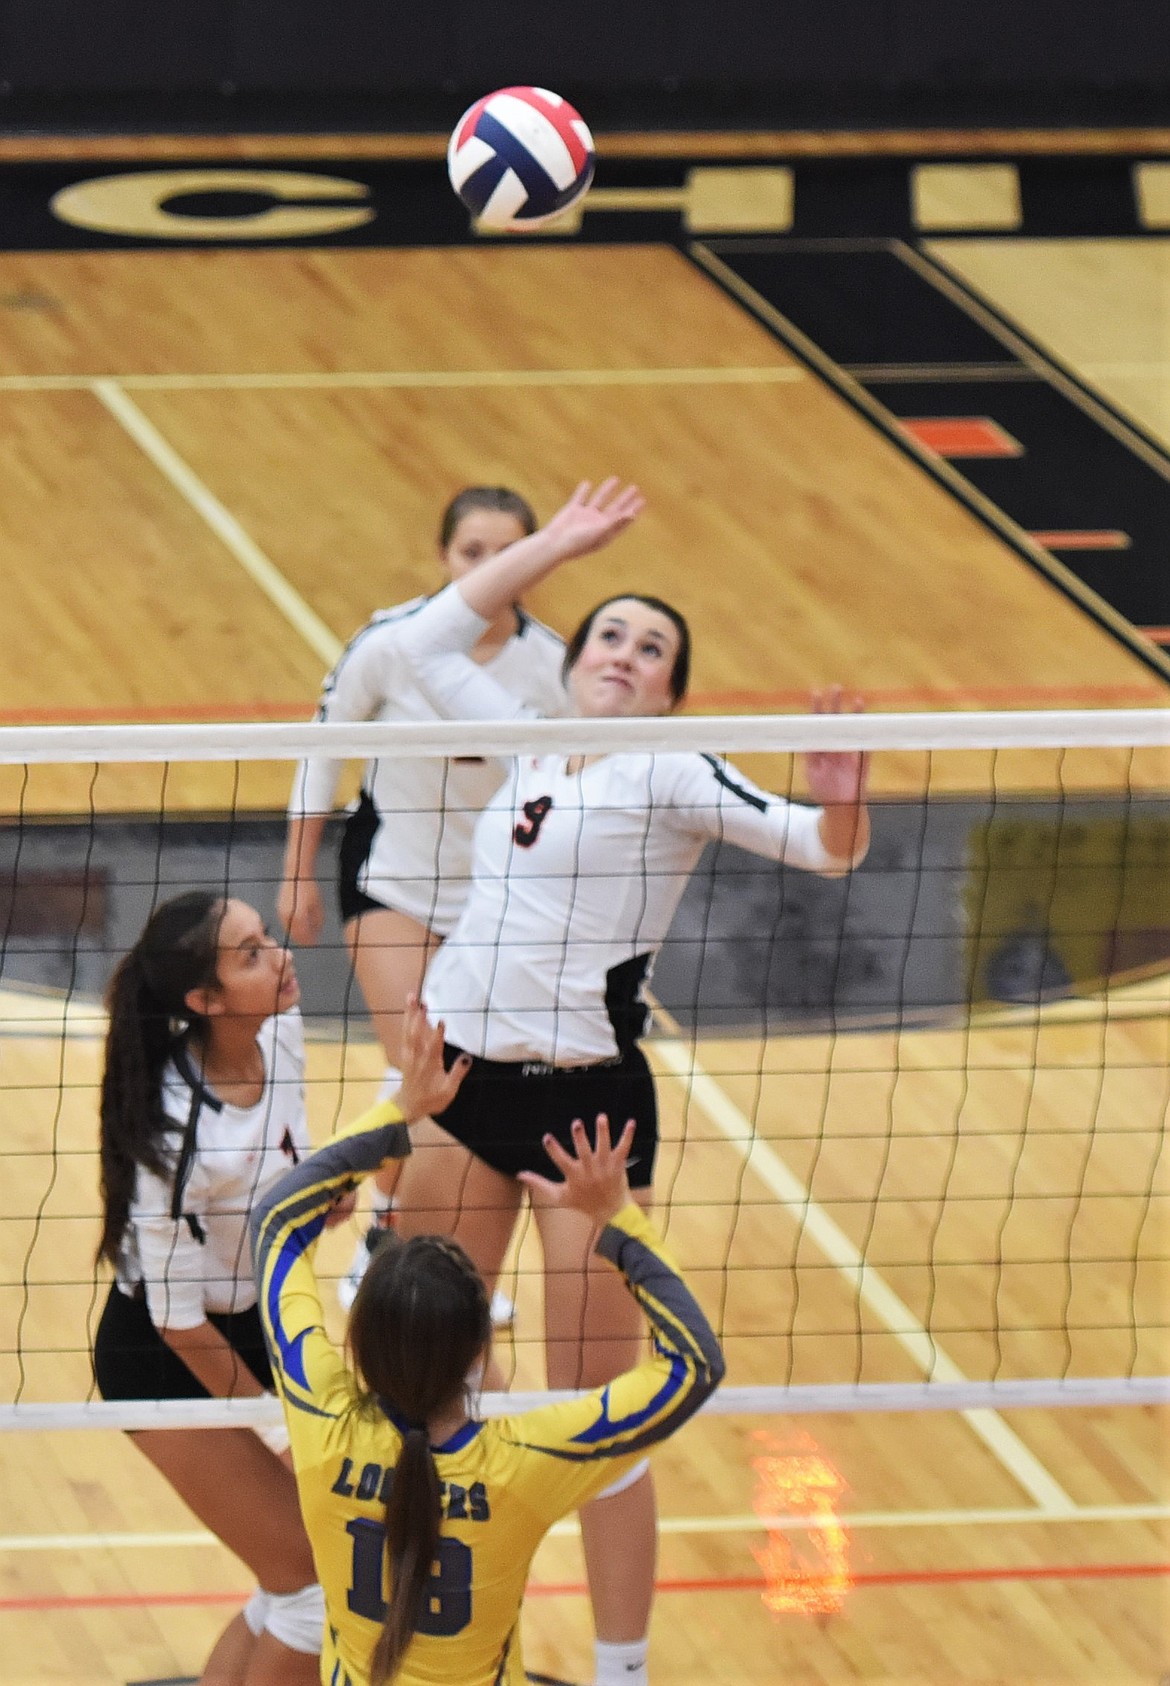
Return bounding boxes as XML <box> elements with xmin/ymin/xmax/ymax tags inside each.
<box><xmin>337</xmin><ymin>1225</ymin><xmax>381</xmax><ymax>1312</ymax></box>
<box><xmin>489</xmin><ymin>1289</ymin><xmax>516</xmax><ymax>1328</ymax></box>
<box><xmin>339</xmin><ymin>1225</ymin><xmax>516</xmax><ymax>1329</ymax></box>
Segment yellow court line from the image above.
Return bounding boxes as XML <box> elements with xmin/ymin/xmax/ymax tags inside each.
<box><xmin>8</xmin><ymin>985</ymin><xmax>1169</xmax><ymax>1041</ymax></box>
<box><xmin>583</xmin><ymin>186</ymin><xmax>688</xmax><ymax>212</ymax></box>
<box><xmin>2</xmin><ymin>128</ymin><xmax>1167</xmax><ymax>163</ymax></box>
<box><xmin>0</xmin><ymin>366</ymin><xmax>805</xmax><ymax>394</ymax></box>
<box><xmin>0</xmin><ymin>985</ymin><xmax>386</xmax><ymax>1043</ymax></box>
<box><xmin>2</xmin><ymin>1503</ymin><xmax>1165</xmax><ymax>1553</ymax></box>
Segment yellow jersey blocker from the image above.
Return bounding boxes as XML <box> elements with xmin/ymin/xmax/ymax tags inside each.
<box><xmin>250</xmin><ymin>1104</ymin><xmax>724</xmax><ymax>1686</ymax></box>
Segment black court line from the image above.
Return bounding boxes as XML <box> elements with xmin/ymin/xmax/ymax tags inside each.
<box><xmin>688</xmin><ymin>236</ymin><xmax>1170</xmax><ymax>686</ymax></box>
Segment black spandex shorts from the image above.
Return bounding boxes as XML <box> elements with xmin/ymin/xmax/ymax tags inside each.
<box><xmin>92</xmin><ymin>1282</ymin><xmax>274</xmax><ymax>1402</ymax></box>
<box><xmin>337</xmin><ymin>789</ymin><xmax>386</xmax><ymax>923</ymax></box>
<box><xmin>433</xmin><ymin>1041</ymin><xmax>658</xmax><ymax>1189</ymax></box>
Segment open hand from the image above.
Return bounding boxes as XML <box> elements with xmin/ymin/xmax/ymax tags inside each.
<box><xmin>517</xmin><ymin>1113</ymin><xmax>635</xmax><ymax>1226</ymax></box>
<box><xmin>394</xmin><ymin>996</ymin><xmax>470</xmax><ymax>1123</ymax></box>
<box><xmin>539</xmin><ymin>479</ymin><xmax>645</xmax><ymax>564</ymax></box>
<box><xmin>804</xmin><ymin>685</ymin><xmax>869</xmax><ymax>807</ymax></box>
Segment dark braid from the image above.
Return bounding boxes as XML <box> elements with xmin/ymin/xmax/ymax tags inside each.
<box><xmin>347</xmin><ymin>1232</ymin><xmax>491</xmax><ymax>1683</ymax></box>
<box><xmin>96</xmin><ymin>893</ymin><xmax>224</xmax><ymax>1267</ymax></box>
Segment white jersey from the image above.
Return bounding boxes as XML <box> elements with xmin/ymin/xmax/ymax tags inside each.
<box><xmin>401</xmin><ymin>588</ymin><xmax>854</xmax><ymax>1065</ymax></box>
<box><xmin>116</xmin><ymin>1011</ymin><xmax>310</xmax><ymax>1330</ymax></box>
<box><xmin>288</xmin><ymin>597</ymin><xmax>566</xmax><ymax>934</ymax></box>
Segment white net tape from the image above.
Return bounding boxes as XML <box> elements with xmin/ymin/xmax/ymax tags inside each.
<box><xmin>0</xmin><ymin>705</ymin><xmax>1168</xmax><ymax>762</ymax></box>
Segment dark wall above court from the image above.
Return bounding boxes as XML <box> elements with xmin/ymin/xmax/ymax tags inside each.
<box><xmin>0</xmin><ymin>2</ymin><xmax>1167</xmax><ymax>129</ymax></box>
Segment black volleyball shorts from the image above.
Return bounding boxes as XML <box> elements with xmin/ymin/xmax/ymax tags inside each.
<box><xmin>432</xmin><ymin>1041</ymin><xmax>658</xmax><ymax>1189</ymax></box>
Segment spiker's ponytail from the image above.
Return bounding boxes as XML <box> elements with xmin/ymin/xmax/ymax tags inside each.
<box><xmin>348</xmin><ymin>1233</ymin><xmax>490</xmax><ymax>1683</ymax></box>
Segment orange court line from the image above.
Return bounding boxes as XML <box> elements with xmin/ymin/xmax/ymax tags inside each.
<box><xmin>0</xmin><ymin>681</ymin><xmax>1165</xmax><ymax>728</ymax></box>
<box><xmin>900</xmin><ymin>417</ymin><xmax>1024</xmax><ymax>458</ymax></box>
<box><xmin>2</xmin><ymin>1561</ymin><xmax>1166</xmax><ymax>1611</ymax></box>
<box><xmin>687</xmin><ymin>682</ymin><xmax>1167</xmax><ymax>709</ymax></box>
<box><xmin>1029</xmin><ymin>530</ymin><xmax>1132</xmax><ymax>551</ymax></box>
<box><xmin>0</xmin><ymin>701</ymin><xmax>316</xmax><ymax>725</ymax></box>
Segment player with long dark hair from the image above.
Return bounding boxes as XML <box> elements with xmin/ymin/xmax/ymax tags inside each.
<box><xmin>93</xmin><ymin>892</ymin><xmax>325</xmax><ymax>1686</ymax></box>
<box><xmin>249</xmin><ymin>1002</ymin><xmax>724</xmax><ymax>1686</ymax></box>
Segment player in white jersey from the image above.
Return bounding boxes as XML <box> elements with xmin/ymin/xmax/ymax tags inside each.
<box><xmin>278</xmin><ymin>488</ymin><xmax>566</xmax><ymax>1309</ymax></box>
<box><xmin>93</xmin><ymin>892</ymin><xmax>329</xmax><ymax>1686</ymax></box>
<box><xmin>389</xmin><ymin>481</ymin><xmax>871</xmax><ymax>1686</ymax></box>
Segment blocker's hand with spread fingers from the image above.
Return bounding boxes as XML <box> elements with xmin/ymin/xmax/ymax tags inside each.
<box><xmin>803</xmin><ymin>684</ymin><xmax>871</xmax><ymax>868</ymax></box>
<box><xmin>449</xmin><ymin>477</ymin><xmax>644</xmax><ymax>622</ymax></box>
<box><xmin>518</xmin><ymin>1113</ymin><xmax>636</xmax><ymax>1227</ymax></box>
<box><xmin>393</xmin><ymin>995</ymin><xmax>470</xmax><ymax>1124</ymax></box>
<box><xmin>804</xmin><ymin>684</ymin><xmax>869</xmax><ymax>808</ymax></box>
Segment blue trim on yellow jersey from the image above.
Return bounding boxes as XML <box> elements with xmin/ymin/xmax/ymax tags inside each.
<box><xmin>438</xmin><ymin>1419</ymin><xmax>484</xmax><ymax>1453</ymax></box>
<box><xmin>377</xmin><ymin>1395</ymin><xmax>485</xmax><ymax>1453</ymax></box>
<box><xmin>378</xmin><ymin>1395</ymin><xmax>416</xmax><ymax>1435</ymax></box>
<box><xmin>266</xmin><ymin>1212</ymin><xmax>328</xmax><ymax>1391</ymax></box>
<box><xmin>251</xmin><ymin>1129</ymin><xmax>725</xmax><ymax>1686</ymax></box>
<box><xmin>567</xmin><ymin>1352</ymin><xmax>688</xmax><ymax>1448</ymax></box>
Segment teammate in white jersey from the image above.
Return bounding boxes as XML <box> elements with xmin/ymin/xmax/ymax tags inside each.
<box><xmin>277</xmin><ymin>488</ymin><xmax>566</xmax><ymax>1309</ymax></box>
<box><xmin>93</xmin><ymin>892</ymin><xmax>329</xmax><ymax>1686</ymax></box>
<box><xmin>389</xmin><ymin>481</ymin><xmax>871</xmax><ymax>1686</ymax></box>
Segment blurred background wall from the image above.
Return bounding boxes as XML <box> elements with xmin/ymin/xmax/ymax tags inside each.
<box><xmin>1</xmin><ymin>1</ymin><xmax>1167</xmax><ymax>132</ymax></box>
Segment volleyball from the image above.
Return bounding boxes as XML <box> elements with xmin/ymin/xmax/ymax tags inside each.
<box><xmin>447</xmin><ymin>86</ymin><xmax>595</xmax><ymax>231</ymax></box>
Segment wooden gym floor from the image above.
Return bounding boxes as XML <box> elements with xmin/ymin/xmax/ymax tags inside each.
<box><xmin>0</xmin><ymin>131</ymin><xmax>1166</xmax><ymax>1685</ymax></box>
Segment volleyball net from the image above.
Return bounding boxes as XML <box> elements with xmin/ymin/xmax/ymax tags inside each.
<box><xmin>0</xmin><ymin>708</ymin><xmax>1167</xmax><ymax>1433</ymax></box>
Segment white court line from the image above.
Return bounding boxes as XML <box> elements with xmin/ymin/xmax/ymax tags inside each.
<box><xmin>621</xmin><ymin>1502</ymin><xmax>1170</xmax><ymax>1537</ymax></box>
<box><xmin>0</xmin><ymin>366</ymin><xmax>806</xmax><ymax>393</ymax></box>
<box><xmin>652</xmin><ymin>1034</ymin><xmax>1077</xmax><ymax>1514</ymax></box>
<box><xmin>2</xmin><ymin>1503</ymin><xmax>1165</xmax><ymax>1552</ymax></box>
<box><xmin>91</xmin><ymin>379</ymin><xmax>342</xmax><ymax>668</ymax></box>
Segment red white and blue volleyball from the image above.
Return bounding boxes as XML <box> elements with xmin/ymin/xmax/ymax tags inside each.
<box><xmin>447</xmin><ymin>86</ymin><xmax>595</xmax><ymax>230</ymax></box>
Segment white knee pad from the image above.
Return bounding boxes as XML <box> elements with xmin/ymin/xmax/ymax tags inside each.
<box><xmin>377</xmin><ymin>1064</ymin><xmax>404</xmax><ymax>1103</ymax></box>
<box><xmin>263</xmin><ymin>1582</ymin><xmax>325</xmax><ymax>1653</ymax></box>
<box><xmin>594</xmin><ymin>1457</ymin><xmax>650</xmax><ymax>1502</ymax></box>
<box><xmin>241</xmin><ymin>1588</ymin><xmax>271</xmax><ymax>1637</ymax></box>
